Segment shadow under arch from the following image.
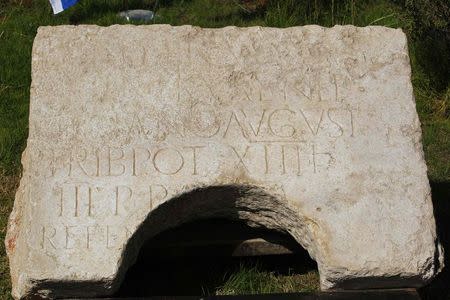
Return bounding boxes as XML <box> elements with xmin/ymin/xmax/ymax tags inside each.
<box><xmin>111</xmin><ymin>184</ymin><xmax>321</xmax><ymax>294</ymax></box>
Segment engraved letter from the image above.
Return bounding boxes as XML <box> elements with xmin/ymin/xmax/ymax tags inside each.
<box><xmin>312</xmin><ymin>144</ymin><xmax>335</xmax><ymax>173</ymax></box>
<box><xmin>153</xmin><ymin>148</ymin><xmax>185</xmax><ymax>175</ymax></box>
<box><xmin>190</xmin><ymin>101</ymin><xmax>221</xmax><ymax>138</ymax></box>
<box><xmin>327</xmin><ymin>109</ymin><xmax>344</xmax><ymax>138</ymax></box>
<box><xmin>264</xmin><ymin>144</ymin><xmax>270</xmax><ymax>174</ymax></box>
<box><xmin>106</xmin><ymin>225</ymin><xmax>118</xmax><ymax>249</ymax></box>
<box><xmin>88</xmin><ymin>186</ymin><xmax>102</xmax><ymax>217</ymax></box>
<box><xmin>223</xmin><ymin>111</ymin><xmax>248</xmax><ymax>139</ymax></box>
<box><xmin>183</xmin><ymin>146</ymin><xmax>205</xmax><ymax>175</ymax></box>
<box><xmin>74</xmin><ymin>185</ymin><xmax>81</xmax><ymax>217</ymax></box>
<box><xmin>132</xmin><ymin>147</ymin><xmax>151</xmax><ymax>177</ymax></box>
<box><xmin>64</xmin><ymin>226</ymin><xmax>76</xmax><ymax>249</ymax></box>
<box><xmin>86</xmin><ymin>226</ymin><xmax>96</xmax><ymax>249</ymax></box>
<box><xmin>268</xmin><ymin>109</ymin><xmax>296</xmax><ymax>138</ymax></box>
<box><xmin>149</xmin><ymin>184</ymin><xmax>168</xmax><ymax>209</ymax></box>
<box><xmin>300</xmin><ymin>109</ymin><xmax>324</xmax><ymax>136</ymax></box>
<box><xmin>107</xmin><ymin>148</ymin><xmax>126</xmax><ymax>176</ymax></box>
<box><xmin>41</xmin><ymin>226</ymin><xmax>57</xmax><ymax>249</ymax></box>
<box><xmin>69</xmin><ymin>148</ymin><xmax>91</xmax><ymax>177</ymax></box>
<box><xmin>244</xmin><ymin>109</ymin><xmax>266</xmax><ymax>137</ymax></box>
<box><xmin>231</xmin><ymin>145</ymin><xmax>250</xmax><ymax>172</ymax></box>
<box><xmin>53</xmin><ymin>186</ymin><xmax>63</xmax><ymax>217</ymax></box>
<box><xmin>114</xmin><ymin>186</ymin><xmax>133</xmax><ymax>215</ymax></box>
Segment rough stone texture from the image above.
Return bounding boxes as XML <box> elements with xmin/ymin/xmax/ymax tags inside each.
<box><xmin>6</xmin><ymin>25</ymin><xmax>443</xmax><ymax>299</ymax></box>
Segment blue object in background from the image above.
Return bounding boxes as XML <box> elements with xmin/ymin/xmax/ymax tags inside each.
<box><xmin>49</xmin><ymin>0</ymin><xmax>79</xmax><ymax>14</ymax></box>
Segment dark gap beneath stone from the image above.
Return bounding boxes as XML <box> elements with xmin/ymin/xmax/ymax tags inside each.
<box><xmin>115</xmin><ymin>218</ymin><xmax>318</xmax><ymax>297</ymax></box>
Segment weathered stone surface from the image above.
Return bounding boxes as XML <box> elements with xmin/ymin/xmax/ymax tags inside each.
<box><xmin>6</xmin><ymin>25</ymin><xmax>443</xmax><ymax>299</ymax></box>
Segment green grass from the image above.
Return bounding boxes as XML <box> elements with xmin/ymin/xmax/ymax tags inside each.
<box><xmin>216</xmin><ymin>263</ymin><xmax>319</xmax><ymax>295</ymax></box>
<box><xmin>0</xmin><ymin>172</ymin><xmax>17</xmax><ymax>300</ymax></box>
<box><xmin>0</xmin><ymin>0</ymin><xmax>449</xmax><ymax>299</ymax></box>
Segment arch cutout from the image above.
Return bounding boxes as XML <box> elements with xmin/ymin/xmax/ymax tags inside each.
<box><xmin>114</xmin><ymin>218</ymin><xmax>319</xmax><ymax>296</ymax></box>
<box><xmin>110</xmin><ymin>184</ymin><xmax>322</xmax><ymax>296</ymax></box>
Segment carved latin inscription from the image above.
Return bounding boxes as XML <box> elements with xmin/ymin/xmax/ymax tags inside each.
<box><xmin>32</xmin><ymin>104</ymin><xmax>348</xmax><ymax>255</ymax></box>
<box><xmin>32</xmin><ymin>105</ymin><xmax>350</xmax><ymax>253</ymax></box>
<box><xmin>36</xmin><ymin>142</ymin><xmax>336</xmax><ymax>179</ymax></box>
<box><xmin>127</xmin><ymin>107</ymin><xmax>355</xmax><ymax>141</ymax></box>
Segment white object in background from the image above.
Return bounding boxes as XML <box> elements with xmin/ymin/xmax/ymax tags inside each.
<box><xmin>118</xmin><ymin>10</ymin><xmax>155</xmax><ymax>22</ymax></box>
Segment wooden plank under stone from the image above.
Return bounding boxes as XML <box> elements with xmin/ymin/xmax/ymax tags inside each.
<box><xmin>72</xmin><ymin>288</ymin><xmax>421</xmax><ymax>299</ymax></box>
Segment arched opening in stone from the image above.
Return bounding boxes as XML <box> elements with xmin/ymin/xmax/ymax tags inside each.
<box><xmin>113</xmin><ymin>185</ymin><xmax>321</xmax><ymax>296</ymax></box>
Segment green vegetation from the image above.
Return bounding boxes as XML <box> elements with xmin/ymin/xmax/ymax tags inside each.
<box><xmin>216</xmin><ymin>263</ymin><xmax>319</xmax><ymax>295</ymax></box>
<box><xmin>0</xmin><ymin>0</ymin><xmax>449</xmax><ymax>299</ymax></box>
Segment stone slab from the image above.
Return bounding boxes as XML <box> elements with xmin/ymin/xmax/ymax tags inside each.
<box><xmin>5</xmin><ymin>25</ymin><xmax>443</xmax><ymax>299</ymax></box>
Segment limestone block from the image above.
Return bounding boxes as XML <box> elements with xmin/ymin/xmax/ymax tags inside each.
<box><xmin>6</xmin><ymin>25</ymin><xmax>443</xmax><ymax>299</ymax></box>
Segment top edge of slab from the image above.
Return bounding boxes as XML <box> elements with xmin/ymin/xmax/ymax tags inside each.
<box><xmin>35</xmin><ymin>24</ymin><xmax>406</xmax><ymax>34</ymax></box>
